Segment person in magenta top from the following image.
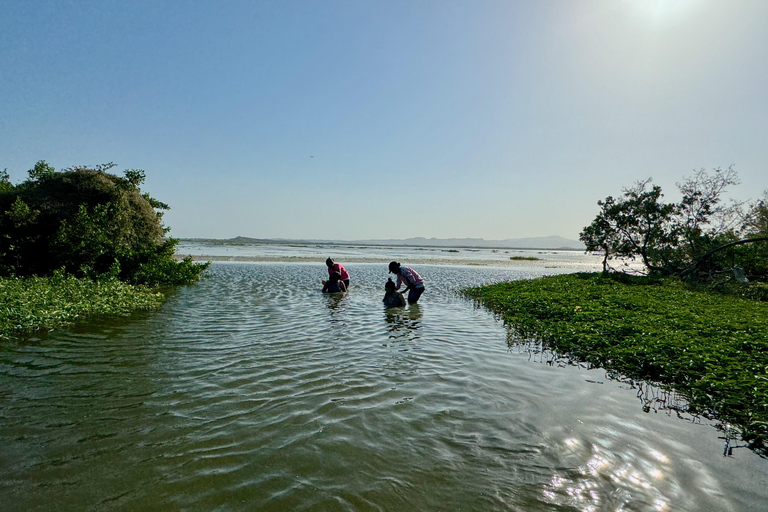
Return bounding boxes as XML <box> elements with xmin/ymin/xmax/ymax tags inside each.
<box><xmin>326</xmin><ymin>258</ymin><xmax>350</xmax><ymax>289</ymax></box>
<box><xmin>388</xmin><ymin>261</ymin><xmax>425</xmax><ymax>304</ymax></box>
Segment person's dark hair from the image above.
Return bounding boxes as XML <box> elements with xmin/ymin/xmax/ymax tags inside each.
<box><xmin>388</xmin><ymin>261</ymin><xmax>400</xmax><ymax>274</ymax></box>
<box><xmin>385</xmin><ymin>278</ymin><xmax>396</xmax><ymax>291</ymax></box>
<box><xmin>330</xmin><ymin>271</ymin><xmax>341</xmax><ymax>282</ymax></box>
<box><xmin>326</xmin><ymin>258</ymin><xmax>334</xmax><ymax>267</ymax></box>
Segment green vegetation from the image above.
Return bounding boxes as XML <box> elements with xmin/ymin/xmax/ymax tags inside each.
<box><xmin>0</xmin><ymin>161</ymin><xmax>209</xmax><ymax>339</ymax></box>
<box><xmin>580</xmin><ymin>167</ymin><xmax>768</xmax><ymax>280</ymax></box>
<box><xmin>472</xmin><ymin>166</ymin><xmax>768</xmax><ymax>451</ymax></box>
<box><xmin>463</xmin><ymin>273</ymin><xmax>768</xmax><ymax>452</ymax></box>
<box><xmin>0</xmin><ymin>272</ymin><xmax>164</xmax><ymax>340</ymax></box>
<box><xmin>0</xmin><ymin>161</ymin><xmax>209</xmax><ymax>285</ymax></box>
<box><xmin>510</xmin><ymin>256</ymin><xmax>540</xmax><ymax>261</ymax></box>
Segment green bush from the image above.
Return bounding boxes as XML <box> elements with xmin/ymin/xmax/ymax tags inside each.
<box><xmin>0</xmin><ymin>161</ymin><xmax>209</xmax><ymax>285</ymax></box>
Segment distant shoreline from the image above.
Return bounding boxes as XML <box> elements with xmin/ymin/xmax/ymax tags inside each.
<box><xmin>175</xmin><ymin>238</ymin><xmax>606</xmax><ymax>272</ymax></box>
<box><xmin>175</xmin><ymin>253</ymin><xmax>603</xmax><ymax>272</ymax></box>
<box><xmin>178</xmin><ymin>236</ymin><xmax>586</xmax><ymax>252</ymax></box>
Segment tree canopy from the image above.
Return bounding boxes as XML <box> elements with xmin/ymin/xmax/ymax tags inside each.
<box><xmin>580</xmin><ymin>167</ymin><xmax>768</xmax><ymax>282</ymax></box>
<box><xmin>0</xmin><ymin>161</ymin><xmax>209</xmax><ymax>285</ymax></box>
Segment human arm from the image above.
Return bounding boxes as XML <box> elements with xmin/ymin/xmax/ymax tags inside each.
<box><xmin>395</xmin><ymin>273</ymin><xmax>405</xmax><ymax>291</ymax></box>
<box><xmin>396</xmin><ymin>271</ymin><xmax>415</xmax><ymax>293</ymax></box>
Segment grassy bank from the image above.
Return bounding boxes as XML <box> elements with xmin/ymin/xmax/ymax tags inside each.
<box><xmin>463</xmin><ymin>273</ymin><xmax>768</xmax><ymax>451</ymax></box>
<box><xmin>0</xmin><ymin>274</ymin><xmax>164</xmax><ymax>340</ymax></box>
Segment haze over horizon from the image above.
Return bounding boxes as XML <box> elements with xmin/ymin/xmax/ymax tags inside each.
<box><xmin>2</xmin><ymin>1</ymin><xmax>766</xmax><ymax>241</ymax></box>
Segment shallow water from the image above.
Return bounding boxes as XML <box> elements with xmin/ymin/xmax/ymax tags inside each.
<box><xmin>1</xmin><ymin>263</ymin><xmax>766</xmax><ymax>511</ymax></box>
<box><xmin>175</xmin><ymin>241</ymin><xmax>606</xmax><ymax>270</ymax></box>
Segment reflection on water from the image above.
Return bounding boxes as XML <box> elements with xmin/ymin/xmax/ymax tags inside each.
<box><xmin>543</xmin><ymin>437</ymin><xmax>673</xmax><ymax>512</ymax></box>
<box><xmin>384</xmin><ymin>304</ymin><xmax>423</xmax><ymax>344</ymax></box>
<box><xmin>0</xmin><ymin>263</ymin><xmax>766</xmax><ymax>511</ymax></box>
<box><xmin>323</xmin><ymin>290</ymin><xmax>348</xmax><ymax>310</ymax></box>
<box><xmin>508</xmin><ymin>339</ymin><xmax>753</xmax><ymax>461</ymax></box>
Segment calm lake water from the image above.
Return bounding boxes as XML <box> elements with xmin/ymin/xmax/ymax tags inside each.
<box><xmin>1</xmin><ymin>262</ymin><xmax>767</xmax><ymax>511</ymax></box>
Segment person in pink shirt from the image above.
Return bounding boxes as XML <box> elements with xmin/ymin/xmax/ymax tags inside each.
<box><xmin>388</xmin><ymin>261</ymin><xmax>425</xmax><ymax>304</ymax></box>
<box><xmin>326</xmin><ymin>258</ymin><xmax>350</xmax><ymax>289</ymax></box>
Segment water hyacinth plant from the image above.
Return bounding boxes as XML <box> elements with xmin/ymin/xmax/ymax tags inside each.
<box><xmin>0</xmin><ymin>272</ymin><xmax>164</xmax><ymax>340</ymax></box>
<box><xmin>463</xmin><ymin>272</ymin><xmax>768</xmax><ymax>453</ymax></box>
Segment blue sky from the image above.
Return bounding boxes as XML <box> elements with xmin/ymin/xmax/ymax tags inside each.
<box><xmin>2</xmin><ymin>0</ymin><xmax>766</xmax><ymax>240</ymax></box>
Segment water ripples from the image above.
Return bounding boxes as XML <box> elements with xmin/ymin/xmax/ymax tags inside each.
<box><xmin>1</xmin><ymin>263</ymin><xmax>766</xmax><ymax>511</ymax></box>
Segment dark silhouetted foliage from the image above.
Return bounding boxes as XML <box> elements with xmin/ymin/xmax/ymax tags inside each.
<box><xmin>580</xmin><ymin>167</ymin><xmax>768</xmax><ymax>282</ymax></box>
<box><xmin>0</xmin><ymin>161</ymin><xmax>209</xmax><ymax>285</ymax></box>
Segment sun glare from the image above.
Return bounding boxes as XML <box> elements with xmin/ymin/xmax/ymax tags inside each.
<box><xmin>628</xmin><ymin>0</ymin><xmax>701</xmax><ymax>27</ymax></box>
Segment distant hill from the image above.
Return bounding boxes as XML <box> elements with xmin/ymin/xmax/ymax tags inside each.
<box><xmin>182</xmin><ymin>235</ymin><xmax>585</xmax><ymax>251</ymax></box>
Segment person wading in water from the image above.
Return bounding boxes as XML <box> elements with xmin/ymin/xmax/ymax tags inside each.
<box><xmin>388</xmin><ymin>261</ymin><xmax>425</xmax><ymax>304</ymax></box>
<box><xmin>326</xmin><ymin>258</ymin><xmax>350</xmax><ymax>289</ymax></box>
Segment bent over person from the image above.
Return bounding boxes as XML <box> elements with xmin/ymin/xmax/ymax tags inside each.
<box><xmin>388</xmin><ymin>261</ymin><xmax>425</xmax><ymax>304</ymax></box>
<box><xmin>326</xmin><ymin>258</ymin><xmax>350</xmax><ymax>289</ymax></box>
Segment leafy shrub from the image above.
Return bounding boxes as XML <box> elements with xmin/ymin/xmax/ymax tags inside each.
<box><xmin>0</xmin><ymin>161</ymin><xmax>209</xmax><ymax>285</ymax></box>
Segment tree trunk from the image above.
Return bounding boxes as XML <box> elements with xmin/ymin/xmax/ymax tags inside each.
<box><xmin>679</xmin><ymin>237</ymin><xmax>768</xmax><ymax>279</ymax></box>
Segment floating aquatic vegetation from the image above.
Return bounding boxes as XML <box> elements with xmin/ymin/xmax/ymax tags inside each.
<box><xmin>463</xmin><ymin>272</ymin><xmax>768</xmax><ymax>454</ymax></box>
<box><xmin>0</xmin><ymin>274</ymin><xmax>164</xmax><ymax>340</ymax></box>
